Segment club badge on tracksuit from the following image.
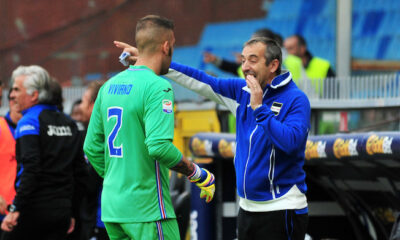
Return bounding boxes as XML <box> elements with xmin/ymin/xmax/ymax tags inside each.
<box><xmin>271</xmin><ymin>102</ymin><xmax>283</xmax><ymax>116</ymax></box>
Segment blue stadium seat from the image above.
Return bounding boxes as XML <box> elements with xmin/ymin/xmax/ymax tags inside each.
<box><xmin>394</xmin><ymin>12</ymin><xmax>400</xmax><ymax>35</ymax></box>
<box><xmin>352</xmin><ymin>37</ymin><xmax>381</xmax><ymax>59</ymax></box>
<box><xmin>377</xmin><ymin>12</ymin><xmax>392</xmax><ymax>36</ymax></box>
<box><xmin>361</xmin><ymin>11</ymin><xmax>385</xmax><ymax>37</ymax></box>
<box><xmin>387</xmin><ymin>0</ymin><xmax>400</xmax><ymax>10</ymax></box>
<box><xmin>352</xmin><ymin>0</ymin><xmax>362</xmax><ymax>12</ymax></box>
<box><xmin>172</xmin><ymin>46</ymin><xmax>202</xmax><ymax>69</ymax></box>
<box><xmin>352</xmin><ymin>12</ymin><xmax>363</xmax><ymax>38</ymax></box>
<box><xmin>199</xmin><ymin>19</ymin><xmax>266</xmax><ymax>49</ymax></box>
<box><xmin>268</xmin><ymin>0</ymin><xmax>302</xmax><ymax>20</ymax></box>
<box><xmin>353</xmin><ymin>0</ymin><xmax>376</xmax><ymax>13</ymax></box>
<box><xmin>376</xmin><ymin>36</ymin><xmax>392</xmax><ymax>60</ymax></box>
<box><xmin>107</xmin><ymin>72</ymin><xmax>119</xmax><ymax>78</ymax></box>
<box><xmin>299</xmin><ymin>0</ymin><xmax>328</xmax><ymax>16</ymax></box>
<box><xmin>302</xmin><ymin>16</ymin><xmax>335</xmax><ymax>39</ymax></box>
<box><xmin>85</xmin><ymin>73</ymin><xmax>102</xmax><ymax>81</ymax></box>
<box><xmin>384</xmin><ymin>36</ymin><xmax>400</xmax><ymax>60</ymax></box>
<box><xmin>265</xmin><ymin>18</ymin><xmax>297</xmax><ymax>39</ymax></box>
<box><xmin>166</xmin><ymin>46</ymin><xmax>204</xmax><ymax>101</ymax></box>
<box><xmin>320</xmin><ymin>0</ymin><xmax>336</xmax><ymax>17</ymax></box>
<box><xmin>306</xmin><ymin>38</ymin><xmax>336</xmax><ymax>69</ymax></box>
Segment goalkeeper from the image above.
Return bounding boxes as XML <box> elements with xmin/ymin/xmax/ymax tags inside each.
<box><xmin>83</xmin><ymin>15</ymin><xmax>215</xmax><ymax>240</ymax></box>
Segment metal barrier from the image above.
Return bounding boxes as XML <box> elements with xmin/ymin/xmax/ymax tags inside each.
<box><xmin>299</xmin><ymin>73</ymin><xmax>400</xmax><ymax>109</ymax></box>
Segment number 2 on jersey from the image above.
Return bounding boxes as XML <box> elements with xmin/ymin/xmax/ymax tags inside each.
<box><xmin>107</xmin><ymin>107</ymin><xmax>123</xmax><ymax>157</ymax></box>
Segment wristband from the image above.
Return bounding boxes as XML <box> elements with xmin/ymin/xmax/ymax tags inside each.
<box><xmin>188</xmin><ymin>163</ymin><xmax>201</xmax><ymax>181</ymax></box>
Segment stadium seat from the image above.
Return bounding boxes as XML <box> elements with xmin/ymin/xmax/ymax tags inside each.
<box><xmin>265</xmin><ymin>18</ymin><xmax>297</xmax><ymax>39</ymax></box>
<box><xmin>385</xmin><ymin>36</ymin><xmax>400</xmax><ymax>60</ymax></box>
<box><xmin>320</xmin><ymin>0</ymin><xmax>336</xmax><ymax>17</ymax></box>
<box><xmin>306</xmin><ymin>38</ymin><xmax>335</xmax><ymax>68</ymax></box>
<box><xmin>85</xmin><ymin>73</ymin><xmax>102</xmax><ymax>81</ymax></box>
<box><xmin>361</xmin><ymin>11</ymin><xmax>385</xmax><ymax>37</ymax></box>
<box><xmin>352</xmin><ymin>37</ymin><xmax>381</xmax><ymax>59</ymax></box>
<box><xmin>198</xmin><ymin>19</ymin><xmax>266</xmax><ymax>49</ymax></box>
<box><xmin>267</xmin><ymin>0</ymin><xmax>302</xmax><ymax>20</ymax></box>
<box><xmin>172</xmin><ymin>46</ymin><xmax>202</xmax><ymax>68</ymax></box>
<box><xmin>376</xmin><ymin>35</ymin><xmax>392</xmax><ymax>60</ymax></box>
<box><xmin>352</xmin><ymin>12</ymin><xmax>364</xmax><ymax>38</ymax></box>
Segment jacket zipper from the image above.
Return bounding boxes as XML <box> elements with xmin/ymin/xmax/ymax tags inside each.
<box><xmin>268</xmin><ymin>146</ymin><xmax>276</xmax><ymax>199</ymax></box>
<box><xmin>243</xmin><ymin>125</ymin><xmax>258</xmax><ymax>199</ymax></box>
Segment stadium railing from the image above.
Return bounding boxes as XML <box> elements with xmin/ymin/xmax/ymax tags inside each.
<box><xmin>297</xmin><ymin>73</ymin><xmax>400</xmax><ymax>109</ymax></box>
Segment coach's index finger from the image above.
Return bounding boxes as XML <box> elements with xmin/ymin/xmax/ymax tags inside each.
<box><xmin>113</xmin><ymin>40</ymin><xmax>132</xmax><ymax>49</ymax></box>
<box><xmin>114</xmin><ymin>41</ymin><xmax>139</xmax><ymax>57</ymax></box>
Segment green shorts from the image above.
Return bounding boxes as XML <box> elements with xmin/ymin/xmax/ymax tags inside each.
<box><xmin>104</xmin><ymin>218</ymin><xmax>180</xmax><ymax>240</ymax></box>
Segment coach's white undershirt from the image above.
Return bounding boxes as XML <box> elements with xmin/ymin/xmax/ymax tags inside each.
<box><xmin>239</xmin><ymin>185</ymin><xmax>307</xmax><ymax>212</ymax></box>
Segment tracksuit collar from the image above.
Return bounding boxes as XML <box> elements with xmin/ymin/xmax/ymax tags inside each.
<box><xmin>21</xmin><ymin>104</ymin><xmax>58</xmax><ymax>115</ymax></box>
<box><xmin>269</xmin><ymin>70</ymin><xmax>292</xmax><ymax>89</ymax></box>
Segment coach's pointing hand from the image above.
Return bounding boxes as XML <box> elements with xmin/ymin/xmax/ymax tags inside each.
<box><xmin>114</xmin><ymin>41</ymin><xmax>138</xmax><ymax>65</ymax></box>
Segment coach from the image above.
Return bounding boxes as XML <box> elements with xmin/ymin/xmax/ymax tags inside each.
<box><xmin>1</xmin><ymin>65</ymin><xmax>87</xmax><ymax>240</ymax></box>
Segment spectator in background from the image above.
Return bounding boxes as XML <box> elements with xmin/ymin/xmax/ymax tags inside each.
<box><xmin>1</xmin><ymin>65</ymin><xmax>88</xmax><ymax>240</ymax></box>
<box><xmin>284</xmin><ymin>34</ymin><xmax>337</xmax><ymax>134</ymax></box>
<box><xmin>283</xmin><ymin>34</ymin><xmax>335</xmax><ymax>91</ymax></box>
<box><xmin>80</xmin><ymin>81</ymin><xmax>103</xmax><ymax>127</ymax></box>
<box><xmin>203</xmin><ymin>28</ymin><xmax>285</xmax><ymax>78</ymax></box>
<box><xmin>0</xmin><ymin>87</ymin><xmax>22</xmax><ymax>239</ymax></box>
<box><xmin>70</xmin><ymin>99</ymin><xmax>83</xmax><ymax>123</ymax></box>
<box><xmin>70</xmin><ymin>80</ymin><xmax>107</xmax><ymax>240</ymax></box>
<box><xmin>48</xmin><ymin>79</ymin><xmax>64</xmax><ymax>112</ymax></box>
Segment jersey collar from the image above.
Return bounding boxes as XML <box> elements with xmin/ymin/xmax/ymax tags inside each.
<box><xmin>128</xmin><ymin>65</ymin><xmax>154</xmax><ymax>73</ymax></box>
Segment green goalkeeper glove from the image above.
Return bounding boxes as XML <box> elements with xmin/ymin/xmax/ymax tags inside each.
<box><xmin>188</xmin><ymin>164</ymin><xmax>215</xmax><ymax>203</ymax></box>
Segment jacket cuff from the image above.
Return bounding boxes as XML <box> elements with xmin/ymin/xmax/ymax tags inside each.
<box><xmin>253</xmin><ymin>105</ymin><xmax>273</xmax><ymax>121</ymax></box>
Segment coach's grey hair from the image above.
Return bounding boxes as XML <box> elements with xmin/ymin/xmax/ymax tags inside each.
<box><xmin>244</xmin><ymin>37</ymin><xmax>282</xmax><ymax>75</ymax></box>
<box><xmin>11</xmin><ymin>65</ymin><xmax>52</xmax><ymax>103</ymax></box>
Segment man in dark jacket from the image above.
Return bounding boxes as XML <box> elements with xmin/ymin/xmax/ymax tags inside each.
<box><xmin>1</xmin><ymin>65</ymin><xmax>87</xmax><ymax>240</ymax></box>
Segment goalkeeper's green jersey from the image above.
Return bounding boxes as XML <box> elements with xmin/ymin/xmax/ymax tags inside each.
<box><xmin>83</xmin><ymin>65</ymin><xmax>182</xmax><ymax>223</ymax></box>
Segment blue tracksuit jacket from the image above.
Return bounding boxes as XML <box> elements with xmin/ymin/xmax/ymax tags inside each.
<box><xmin>168</xmin><ymin>62</ymin><xmax>310</xmax><ymax>202</ymax></box>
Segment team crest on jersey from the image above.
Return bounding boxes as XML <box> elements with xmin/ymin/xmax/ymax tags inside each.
<box><xmin>271</xmin><ymin>102</ymin><xmax>283</xmax><ymax>115</ymax></box>
<box><xmin>162</xmin><ymin>99</ymin><xmax>173</xmax><ymax>113</ymax></box>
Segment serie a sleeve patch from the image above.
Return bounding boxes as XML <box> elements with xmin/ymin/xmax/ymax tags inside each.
<box><xmin>162</xmin><ymin>99</ymin><xmax>173</xmax><ymax>113</ymax></box>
